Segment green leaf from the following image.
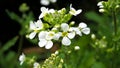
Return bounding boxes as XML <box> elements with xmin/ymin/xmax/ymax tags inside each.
<box><xmin>0</xmin><ymin>36</ymin><xmax>18</xmax><ymax>53</ymax></box>
<box><xmin>5</xmin><ymin>51</ymin><xmax>16</xmax><ymax>62</ymax></box>
<box><xmin>6</xmin><ymin>10</ymin><xmax>23</xmax><ymax>24</ymax></box>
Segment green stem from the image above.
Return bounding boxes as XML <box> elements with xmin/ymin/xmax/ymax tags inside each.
<box><xmin>12</xmin><ymin>35</ymin><xmax>23</xmax><ymax>67</ymax></box>
<box><xmin>113</xmin><ymin>10</ymin><xmax>117</xmax><ymax>52</ymax></box>
<box><xmin>17</xmin><ymin>35</ymin><xmax>23</xmax><ymax>56</ymax></box>
<box><xmin>113</xmin><ymin>11</ymin><xmax>117</xmax><ymax>36</ymax></box>
<box><xmin>112</xmin><ymin>10</ymin><xmax>117</xmax><ymax>68</ymax></box>
<box><xmin>15</xmin><ymin>35</ymin><xmax>23</xmax><ymax>61</ymax></box>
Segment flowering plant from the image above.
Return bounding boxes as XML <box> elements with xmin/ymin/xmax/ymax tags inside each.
<box><xmin>19</xmin><ymin>3</ymin><xmax>90</xmax><ymax>67</ymax></box>
<box><xmin>2</xmin><ymin>0</ymin><xmax>120</xmax><ymax>68</ymax></box>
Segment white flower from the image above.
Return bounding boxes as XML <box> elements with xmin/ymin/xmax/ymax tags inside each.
<box><xmin>19</xmin><ymin>53</ymin><xmax>26</xmax><ymax>65</ymax></box>
<box><xmin>97</xmin><ymin>1</ymin><xmax>105</xmax><ymax>13</ymax></box>
<box><xmin>78</xmin><ymin>22</ymin><xmax>90</xmax><ymax>35</ymax></box>
<box><xmin>60</xmin><ymin>23</ymin><xmax>75</xmax><ymax>46</ymax></box>
<box><xmin>69</xmin><ymin>4</ymin><xmax>82</xmax><ymax>16</ymax></box>
<box><xmin>40</xmin><ymin>0</ymin><xmax>57</xmax><ymax>6</ymax></box>
<box><xmin>39</xmin><ymin>7</ymin><xmax>49</xmax><ymax>19</ymax></box>
<box><xmin>39</xmin><ymin>7</ymin><xmax>55</xmax><ymax>19</ymax></box>
<box><xmin>38</xmin><ymin>31</ymin><xmax>55</xmax><ymax>49</ymax></box>
<box><xmin>33</xmin><ymin>62</ymin><xmax>40</xmax><ymax>68</ymax></box>
<box><xmin>97</xmin><ymin>1</ymin><xmax>104</xmax><ymax>8</ymax></box>
<box><xmin>29</xmin><ymin>20</ymin><xmax>43</xmax><ymax>39</ymax></box>
<box><xmin>69</xmin><ymin>22</ymin><xmax>90</xmax><ymax>36</ymax></box>
<box><xmin>74</xmin><ymin>46</ymin><xmax>80</xmax><ymax>50</ymax></box>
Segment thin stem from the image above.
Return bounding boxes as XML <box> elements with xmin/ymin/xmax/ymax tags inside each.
<box><xmin>112</xmin><ymin>10</ymin><xmax>117</xmax><ymax>68</ymax></box>
<box><xmin>15</xmin><ymin>35</ymin><xmax>24</xmax><ymax>61</ymax></box>
<box><xmin>113</xmin><ymin>10</ymin><xmax>117</xmax><ymax>52</ymax></box>
<box><xmin>113</xmin><ymin>11</ymin><xmax>117</xmax><ymax>36</ymax></box>
<box><xmin>12</xmin><ymin>35</ymin><xmax>23</xmax><ymax>66</ymax></box>
<box><xmin>17</xmin><ymin>35</ymin><xmax>23</xmax><ymax>57</ymax></box>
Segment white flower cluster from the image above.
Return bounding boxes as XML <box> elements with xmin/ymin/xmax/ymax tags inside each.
<box><xmin>28</xmin><ymin>4</ymin><xmax>90</xmax><ymax>49</ymax></box>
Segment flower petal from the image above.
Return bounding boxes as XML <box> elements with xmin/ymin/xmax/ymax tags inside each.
<box><xmin>45</xmin><ymin>41</ymin><xmax>53</xmax><ymax>49</ymax></box>
<box><xmin>46</xmin><ymin>31</ymin><xmax>55</xmax><ymax>40</ymax></box>
<box><xmin>39</xmin><ymin>7</ymin><xmax>48</xmax><ymax>19</ymax></box>
<box><xmin>73</xmin><ymin>28</ymin><xmax>82</xmax><ymax>36</ymax></box>
<box><xmin>39</xmin><ymin>13</ymin><xmax>44</xmax><ymax>19</ymax></box>
<box><xmin>41</xmin><ymin>7</ymin><xmax>48</xmax><ymax>12</ymax></box>
<box><xmin>49</xmin><ymin>9</ymin><xmax>55</xmax><ymax>13</ymax></box>
<box><xmin>79</xmin><ymin>22</ymin><xmax>87</xmax><ymax>28</ymax></box>
<box><xmin>35</xmin><ymin>19</ymin><xmax>43</xmax><ymax>30</ymax></box>
<box><xmin>76</xmin><ymin>9</ymin><xmax>82</xmax><ymax>15</ymax></box>
<box><xmin>40</xmin><ymin>0</ymin><xmax>50</xmax><ymax>6</ymax></box>
<box><xmin>50</xmin><ymin>0</ymin><xmax>57</xmax><ymax>3</ymax></box>
<box><xmin>81</xmin><ymin>27</ymin><xmax>90</xmax><ymax>35</ymax></box>
<box><xmin>97</xmin><ymin>1</ymin><xmax>104</xmax><ymax>8</ymax></box>
<box><xmin>68</xmin><ymin>32</ymin><xmax>75</xmax><ymax>39</ymax></box>
<box><xmin>30</xmin><ymin>21</ymin><xmax>36</xmax><ymax>30</ymax></box>
<box><xmin>19</xmin><ymin>53</ymin><xmax>25</xmax><ymax>65</ymax></box>
<box><xmin>69</xmin><ymin>4</ymin><xmax>82</xmax><ymax>16</ymax></box>
<box><xmin>38</xmin><ymin>31</ymin><xmax>47</xmax><ymax>40</ymax></box>
<box><xmin>62</xmin><ymin>37</ymin><xmax>71</xmax><ymax>46</ymax></box>
<box><xmin>53</xmin><ymin>32</ymin><xmax>62</xmax><ymax>40</ymax></box>
<box><xmin>38</xmin><ymin>39</ymin><xmax>47</xmax><ymax>47</ymax></box>
<box><xmin>61</xmin><ymin>23</ymin><xmax>69</xmax><ymax>32</ymax></box>
<box><xmin>69</xmin><ymin>27</ymin><xmax>75</xmax><ymax>32</ymax></box>
<box><xmin>29</xmin><ymin>32</ymin><xmax>36</xmax><ymax>39</ymax></box>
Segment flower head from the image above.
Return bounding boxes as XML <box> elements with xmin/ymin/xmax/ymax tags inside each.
<box><xmin>39</xmin><ymin>7</ymin><xmax>49</xmax><ymax>19</ymax></box>
<box><xmin>29</xmin><ymin>19</ymin><xmax>43</xmax><ymax>39</ymax></box>
<box><xmin>19</xmin><ymin>53</ymin><xmax>26</xmax><ymax>65</ymax></box>
<box><xmin>60</xmin><ymin>23</ymin><xmax>75</xmax><ymax>46</ymax></box>
<box><xmin>78</xmin><ymin>22</ymin><xmax>90</xmax><ymax>35</ymax></box>
<box><xmin>69</xmin><ymin>4</ymin><xmax>82</xmax><ymax>16</ymax></box>
<box><xmin>97</xmin><ymin>1</ymin><xmax>106</xmax><ymax>13</ymax></box>
<box><xmin>38</xmin><ymin>31</ymin><xmax>55</xmax><ymax>49</ymax></box>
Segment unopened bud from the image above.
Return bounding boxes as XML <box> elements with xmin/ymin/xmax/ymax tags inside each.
<box><xmin>70</xmin><ymin>21</ymin><xmax>75</xmax><ymax>26</ymax></box>
<box><xmin>91</xmin><ymin>34</ymin><xmax>96</xmax><ymax>39</ymax></box>
<box><xmin>115</xmin><ymin>5</ymin><xmax>120</xmax><ymax>9</ymax></box>
<box><xmin>74</xmin><ymin>46</ymin><xmax>80</xmax><ymax>50</ymax></box>
<box><xmin>55</xmin><ymin>51</ymin><xmax>59</xmax><ymax>55</ymax></box>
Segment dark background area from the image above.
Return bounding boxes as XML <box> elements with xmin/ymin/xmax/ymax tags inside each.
<box><xmin>0</xmin><ymin>0</ymin><xmax>99</xmax><ymax>51</ymax></box>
